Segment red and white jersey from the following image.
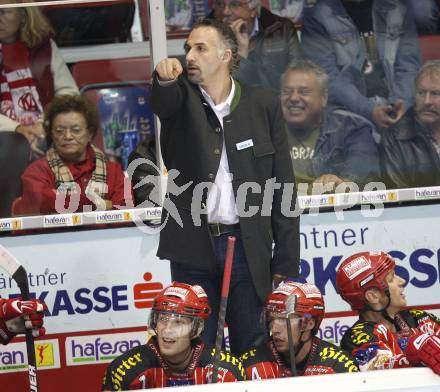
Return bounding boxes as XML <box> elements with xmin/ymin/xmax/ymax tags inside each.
<box><xmin>341</xmin><ymin>309</ymin><xmax>440</xmax><ymax>371</ymax></box>
<box><xmin>102</xmin><ymin>337</ymin><xmax>245</xmax><ymax>390</ymax></box>
<box><xmin>240</xmin><ymin>337</ymin><xmax>359</xmax><ymax>380</ymax></box>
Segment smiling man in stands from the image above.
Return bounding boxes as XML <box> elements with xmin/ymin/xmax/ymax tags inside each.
<box><xmin>281</xmin><ymin>60</ymin><xmax>380</xmax><ymax>194</ymax></box>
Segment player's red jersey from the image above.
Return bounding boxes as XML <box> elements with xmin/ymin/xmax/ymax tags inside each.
<box><xmin>102</xmin><ymin>337</ymin><xmax>245</xmax><ymax>390</ymax></box>
<box><xmin>240</xmin><ymin>336</ymin><xmax>359</xmax><ymax>380</ymax></box>
<box><xmin>341</xmin><ymin>309</ymin><xmax>440</xmax><ymax>371</ymax></box>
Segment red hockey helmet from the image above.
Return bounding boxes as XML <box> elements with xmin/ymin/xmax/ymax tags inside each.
<box><xmin>151</xmin><ymin>282</ymin><xmax>211</xmax><ymax>319</ymax></box>
<box><xmin>336</xmin><ymin>252</ymin><xmax>396</xmax><ymax>310</ymax></box>
<box><xmin>149</xmin><ymin>282</ymin><xmax>211</xmax><ymax>339</ymax></box>
<box><xmin>265</xmin><ymin>282</ymin><xmax>325</xmax><ymax>331</ymax></box>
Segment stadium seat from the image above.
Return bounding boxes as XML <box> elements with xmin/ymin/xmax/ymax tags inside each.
<box><xmin>419</xmin><ymin>34</ymin><xmax>440</xmax><ymax>62</ymax></box>
<box><xmin>71</xmin><ymin>58</ymin><xmax>154</xmax><ymax>169</ymax></box>
<box><xmin>71</xmin><ymin>57</ymin><xmax>152</xmax><ymax>90</ymax></box>
<box><xmin>43</xmin><ymin>0</ymin><xmax>135</xmax><ymax>46</ymax></box>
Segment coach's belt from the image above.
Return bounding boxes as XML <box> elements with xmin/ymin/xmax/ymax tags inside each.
<box><xmin>208</xmin><ymin>222</ymin><xmax>240</xmax><ymax>237</ymax></box>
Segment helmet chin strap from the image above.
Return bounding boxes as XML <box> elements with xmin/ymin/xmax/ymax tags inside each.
<box><xmin>295</xmin><ymin>332</ymin><xmax>312</xmax><ymax>356</ymax></box>
<box><xmin>291</xmin><ymin>319</ymin><xmax>313</xmax><ymax>357</ymax></box>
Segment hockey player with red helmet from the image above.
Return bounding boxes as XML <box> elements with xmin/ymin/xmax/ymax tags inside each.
<box><xmin>0</xmin><ymin>297</ymin><xmax>47</xmax><ymax>345</ymax></box>
<box><xmin>240</xmin><ymin>281</ymin><xmax>359</xmax><ymax>379</ymax></box>
<box><xmin>102</xmin><ymin>282</ymin><xmax>245</xmax><ymax>390</ymax></box>
<box><xmin>336</xmin><ymin>251</ymin><xmax>440</xmax><ymax>375</ymax></box>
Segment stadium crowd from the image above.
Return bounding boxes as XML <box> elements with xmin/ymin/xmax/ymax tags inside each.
<box><xmin>1</xmin><ymin>0</ymin><xmax>440</xmax><ymax>218</ymax></box>
<box><xmin>1</xmin><ymin>3</ymin><xmax>440</xmax><ymax>390</ymax></box>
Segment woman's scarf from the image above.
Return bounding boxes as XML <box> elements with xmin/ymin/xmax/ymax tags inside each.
<box><xmin>0</xmin><ymin>41</ymin><xmax>43</xmax><ymax>125</ymax></box>
<box><xmin>46</xmin><ymin>144</ymin><xmax>108</xmax><ymax>200</ymax></box>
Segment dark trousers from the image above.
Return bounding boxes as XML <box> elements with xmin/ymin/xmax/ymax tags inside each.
<box><xmin>170</xmin><ymin>229</ymin><xmax>267</xmax><ymax>355</ymax></box>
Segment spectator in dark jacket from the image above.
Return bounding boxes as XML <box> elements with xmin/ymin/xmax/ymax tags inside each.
<box><xmin>223</xmin><ymin>0</ymin><xmax>302</xmax><ymax>94</ymax></box>
<box><xmin>301</xmin><ymin>0</ymin><xmax>421</xmax><ymax>131</ymax></box>
<box><xmin>207</xmin><ymin>0</ymin><xmax>225</xmax><ymax>21</ymax></box>
<box><xmin>382</xmin><ymin>60</ymin><xmax>440</xmax><ymax>188</ymax></box>
<box><xmin>409</xmin><ymin>0</ymin><xmax>439</xmax><ymax>34</ymax></box>
<box><xmin>281</xmin><ymin>60</ymin><xmax>380</xmax><ymax>194</ymax></box>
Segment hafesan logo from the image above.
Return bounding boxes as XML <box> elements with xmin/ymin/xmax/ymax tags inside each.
<box><xmin>12</xmin><ymin>219</ymin><xmax>22</xmax><ymax>230</ymax></box>
<box><xmin>0</xmin><ymin>339</ymin><xmax>60</xmax><ymax>373</ymax></box>
<box><xmin>72</xmin><ymin>215</ymin><xmax>82</xmax><ymax>225</ymax></box>
<box><xmin>65</xmin><ymin>332</ymin><xmax>145</xmax><ymax>366</ymax></box>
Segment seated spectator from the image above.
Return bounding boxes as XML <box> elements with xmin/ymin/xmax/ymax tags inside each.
<box><xmin>102</xmin><ymin>282</ymin><xmax>245</xmax><ymax>390</ymax></box>
<box><xmin>409</xmin><ymin>0</ymin><xmax>439</xmax><ymax>34</ymax></box>
<box><xmin>270</xmin><ymin>0</ymin><xmax>305</xmax><ymax>25</ymax></box>
<box><xmin>241</xmin><ymin>281</ymin><xmax>359</xmax><ymax>378</ymax></box>
<box><xmin>382</xmin><ymin>60</ymin><xmax>440</xmax><ymax>188</ymax></box>
<box><xmin>207</xmin><ymin>0</ymin><xmax>225</xmax><ymax>21</ymax></box>
<box><xmin>336</xmin><ymin>251</ymin><xmax>440</xmax><ymax>374</ymax></box>
<box><xmin>223</xmin><ymin>0</ymin><xmax>302</xmax><ymax>94</ymax></box>
<box><xmin>16</xmin><ymin>95</ymin><xmax>131</xmax><ymax>215</ymax></box>
<box><xmin>301</xmin><ymin>0</ymin><xmax>421</xmax><ymax>130</ymax></box>
<box><xmin>0</xmin><ymin>0</ymin><xmax>78</xmax><ymax>157</ymax></box>
<box><xmin>281</xmin><ymin>60</ymin><xmax>380</xmax><ymax>194</ymax></box>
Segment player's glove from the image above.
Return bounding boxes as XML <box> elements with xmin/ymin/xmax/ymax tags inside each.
<box><xmin>405</xmin><ymin>333</ymin><xmax>440</xmax><ymax>375</ymax></box>
<box><xmin>0</xmin><ymin>298</ymin><xmax>48</xmax><ymax>345</ymax></box>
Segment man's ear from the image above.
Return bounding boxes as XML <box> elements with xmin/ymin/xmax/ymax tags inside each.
<box><xmin>249</xmin><ymin>6</ymin><xmax>258</xmax><ymax>19</ymax></box>
<box><xmin>365</xmin><ymin>288</ymin><xmax>380</xmax><ymax>305</ymax></box>
<box><xmin>298</xmin><ymin>317</ymin><xmax>315</xmax><ymax>342</ymax></box>
<box><xmin>302</xmin><ymin>317</ymin><xmax>315</xmax><ymax>333</ymax></box>
<box><xmin>222</xmin><ymin>48</ymin><xmax>232</xmax><ymax>64</ymax></box>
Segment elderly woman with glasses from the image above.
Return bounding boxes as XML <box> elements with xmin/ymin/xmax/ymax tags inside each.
<box><xmin>0</xmin><ymin>0</ymin><xmax>79</xmax><ymax>217</ymax></box>
<box><xmin>15</xmin><ymin>95</ymin><xmax>131</xmax><ymax>215</ymax></box>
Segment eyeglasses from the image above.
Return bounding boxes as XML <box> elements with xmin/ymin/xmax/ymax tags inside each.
<box><xmin>52</xmin><ymin>125</ymin><xmax>87</xmax><ymax>137</ymax></box>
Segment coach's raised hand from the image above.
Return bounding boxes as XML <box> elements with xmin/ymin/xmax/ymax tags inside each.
<box><xmin>156</xmin><ymin>58</ymin><xmax>183</xmax><ymax>81</ymax></box>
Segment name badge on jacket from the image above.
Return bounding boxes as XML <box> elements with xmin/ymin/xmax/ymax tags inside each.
<box><xmin>236</xmin><ymin>139</ymin><xmax>254</xmax><ymax>151</ymax></box>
